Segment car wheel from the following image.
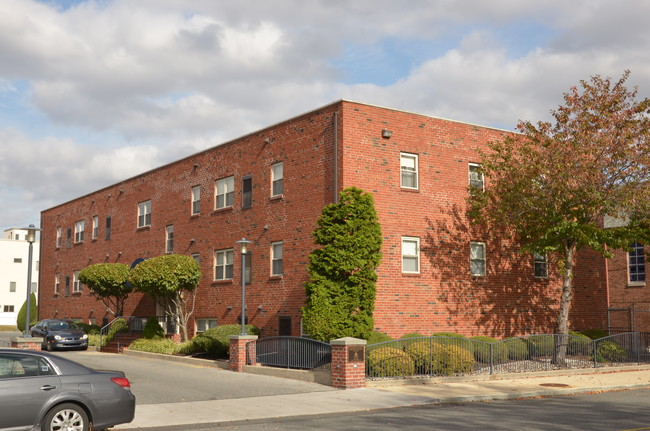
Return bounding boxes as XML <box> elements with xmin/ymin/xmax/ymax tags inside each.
<box><xmin>43</xmin><ymin>403</ymin><xmax>89</xmax><ymax>431</ymax></box>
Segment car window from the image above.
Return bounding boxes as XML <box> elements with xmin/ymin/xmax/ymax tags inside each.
<box><xmin>0</xmin><ymin>355</ymin><xmax>56</xmax><ymax>378</ymax></box>
<box><xmin>51</xmin><ymin>322</ymin><xmax>69</xmax><ymax>331</ymax></box>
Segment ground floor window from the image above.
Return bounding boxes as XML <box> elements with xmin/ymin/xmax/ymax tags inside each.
<box><xmin>196</xmin><ymin>318</ymin><xmax>218</xmax><ymax>333</ymax></box>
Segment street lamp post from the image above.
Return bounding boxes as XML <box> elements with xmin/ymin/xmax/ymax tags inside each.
<box><xmin>235</xmin><ymin>238</ymin><xmax>252</xmax><ymax>335</ymax></box>
<box><xmin>22</xmin><ymin>225</ymin><xmax>40</xmax><ymax>337</ymax></box>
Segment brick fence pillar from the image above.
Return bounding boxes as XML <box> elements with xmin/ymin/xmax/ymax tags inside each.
<box><xmin>330</xmin><ymin>337</ymin><xmax>366</xmax><ymax>389</ymax></box>
<box><xmin>228</xmin><ymin>335</ymin><xmax>258</xmax><ymax>372</ymax></box>
<box><xmin>11</xmin><ymin>337</ymin><xmax>43</xmax><ymax>350</ymax></box>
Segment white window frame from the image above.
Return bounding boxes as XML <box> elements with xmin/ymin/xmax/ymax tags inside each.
<box><xmin>271</xmin><ymin>162</ymin><xmax>283</xmax><ymax>197</ymax></box>
<box><xmin>73</xmin><ymin>271</ymin><xmax>82</xmax><ymax>292</ymax></box>
<box><xmin>196</xmin><ymin>318</ymin><xmax>218</xmax><ymax>333</ymax></box>
<box><xmin>400</xmin><ymin>153</ymin><xmax>419</xmax><ymax>189</ymax></box>
<box><xmin>166</xmin><ymin>225</ymin><xmax>174</xmax><ymax>253</ymax></box>
<box><xmin>56</xmin><ymin>227</ymin><xmax>62</xmax><ymax>248</ymax></box>
<box><xmin>271</xmin><ymin>242</ymin><xmax>283</xmax><ymax>276</ymax></box>
<box><xmin>469</xmin><ymin>163</ymin><xmax>484</xmax><ymax>190</ymax></box>
<box><xmin>214</xmin><ymin>249</ymin><xmax>234</xmax><ymax>280</ymax></box>
<box><xmin>191</xmin><ymin>186</ymin><xmax>201</xmax><ymax>215</ymax></box>
<box><xmin>138</xmin><ymin>200</ymin><xmax>152</xmax><ymax>228</ymax></box>
<box><xmin>534</xmin><ymin>253</ymin><xmax>548</xmax><ymax>278</ymax></box>
<box><xmin>470</xmin><ymin>242</ymin><xmax>486</xmax><ymax>277</ymax></box>
<box><xmin>401</xmin><ymin>237</ymin><xmax>420</xmax><ymax>274</ymax></box>
<box><xmin>92</xmin><ymin>215</ymin><xmax>99</xmax><ymax>239</ymax></box>
<box><xmin>629</xmin><ymin>242</ymin><xmax>646</xmax><ymax>285</ymax></box>
<box><xmin>55</xmin><ymin>273</ymin><xmax>60</xmax><ymax>295</ymax></box>
<box><xmin>74</xmin><ymin>220</ymin><xmax>85</xmax><ymax>243</ymax></box>
<box><xmin>215</xmin><ymin>176</ymin><xmax>235</xmax><ymax>209</ymax></box>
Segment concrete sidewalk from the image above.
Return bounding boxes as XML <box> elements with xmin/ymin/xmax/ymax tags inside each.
<box><xmin>115</xmin><ymin>365</ymin><xmax>650</xmax><ymax>430</ymax></box>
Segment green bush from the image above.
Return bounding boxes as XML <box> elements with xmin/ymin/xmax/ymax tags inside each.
<box><xmin>581</xmin><ymin>329</ymin><xmax>609</xmax><ymax>340</ymax></box>
<box><xmin>503</xmin><ymin>337</ymin><xmax>529</xmax><ymax>360</ymax></box>
<box><xmin>16</xmin><ymin>293</ymin><xmax>38</xmax><ymax>332</ymax></box>
<box><xmin>432</xmin><ymin>332</ymin><xmax>466</xmax><ymax>338</ymax></box>
<box><xmin>595</xmin><ymin>341</ymin><xmax>628</xmax><ymax>363</ymax></box>
<box><xmin>87</xmin><ymin>334</ymin><xmax>101</xmax><ymax>347</ymax></box>
<box><xmin>400</xmin><ymin>332</ymin><xmax>427</xmax><ymax>339</ymax></box>
<box><xmin>128</xmin><ymin>338</ymin><xmax>186</xmax><ymax>355</ymax></box>
<box><xmin>367</xmin><ymin>346</ymin><xmax>415</xmax><ymax>377</ymax></box>
<box><xmin>567</xmin><ymin>331</ymin><xmax>593</xmax><ymax>356</ymax></box>
<box><xmin>180</xmin><ymin>324</ymin><xmax>260</xmax><ymax>357</ymax></box>
<box><xmin>366</xmin><ymin>331</ymin><xmax>392</xmax><ymax>345</ymax></box>
<box><xmin>469</xmin><ymin>336</ymin><xmax>508</xmax><ymax>364</ymax></box>
<box><xmin>432</xmin><ymin>344</ymin><xmax>475</xmax><ymax>376</ymax></box>
<box><xmin>142</xmin><ymin>317</ymin><xmax>165</xmax><ymax>339</ymax></box>
<box><xmin>102</xmin><ymin>318</ymin><xmax>128</xmax><ymax>347</ymax></box>
<box><xmin>76</xmin><ymin>323</ymin><xmax>101</xmax><ymax>335</ymax></box>
<box><xmin>404</xmin><ymin>340</ymin><xmax>434</xmax><ymax>373</ymax></box>
<box><xmin>526</xmin><ymin>335</ymin><xmax>554</xmax><ymax>356</ymax></box>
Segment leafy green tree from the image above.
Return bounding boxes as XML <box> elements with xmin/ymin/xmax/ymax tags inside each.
<box><xmin>78</xmin><ymin>263</ymin><xmax>131</xmax><ymax>317</ymax></box>
<box><xmin>302</xmin><ymin>187</ymin><xmax>382</xmax><ymax>341</ymax></box>
<box><xmin>468</xmin><ymin>71</ymin><xmax>650</xmax><ymax>361</ymax></box>
<box><xmin>17</xmin><ymin>292</ymin><xmax>38</xmax><ymax>332</ymax></box>
<box><xmin>129</xmin><ymin>254</ymin><xmax>201</xmax><ymax>342</ymax></box>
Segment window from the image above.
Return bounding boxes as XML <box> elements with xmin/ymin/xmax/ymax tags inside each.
<box><xmin>56</xmin><ymin>227</ymin><xmax>62</xmax><ymax>248</ymax></box>
<box><xmin>242</xmin><ymin>176</ymin><xmax>252</xmax><ymax>209</ymax></box>
<box><xmin>65</xmin><ymin>276</ymin><xmax>70</xmax><ymax>297</ymax></box>
<box><xmin>271</xmin><ymin>242</ymin><xmax>283</xmax><ymax>276</ymax></box>
<box><xmin>215</xmin><ymin>177</ymin><xmax>234</xmax><ymax>209</ymax></box>
<box><xmin>74</xmin><ymin>220</ymin><xmax>85</xmax><ymax>243</ymax></box>
<box><xmin>629</xmin><ymin>242</ymin><xmax>646</xmax><ymax>284</ymax></box>
<box><xmin>166</xmin><ymin>225</ymin><xmax>174</xmax><ymax>253</ymax></box>
<box><xmin>105</xmin><ymin>216</ymin><xmax>112</xmax><ymax>240</ymax></box>
<box><xmin>191</xmin><ymin>186</ymin><xmax>201</xmax><ymax>215</ymax></box>
<box><xmin>402</xmin><ymin>237</ymin><xmax>420</xmax><ymax>273</ymax></box>
<box><xmin>138</xmin><ymin>201</ymin><xmax>152</xmax><ymax>227</ymax></box>
<box><xmin>196</xmin><ymin>318</ymin><xmax>218</xmax><ymax>333</ymax></box>
<box><xmin>470</xmin><ymin>242</ymin><xmax>486</xmax><ymax>276</ymax></box>
<box><xmin>271</xmin><ymin>162</ymin><xmax>283</xmax><ymax>196</ymax></box>
<box><xmin>13</xmin><ymin>258</ymin><xmax>22</xmax><ymax>263</ymax></box>
<box><xmin>214</xmin><ymin>249</ymin><xmax>233</xmax><ymax>280</ymax></box>
<box><xmin>192</xmin><ymin>253</ymin><xmax>200</xmax><ymax>263</ymax></box>
<box><xmin>30</xmin><ymin>282</ymin><xmax>37</xmax><ymax>293</ymax></box>
<box><xmin>55</xmin><ymin>274</ymin><xmax>60</xmax><ymax>295</ymax></box>
<box><xmin>14</xmin><ymin>234</ymin><xmax>19</xmax><ymax>240</ymax></box>
<box><xmin>9</xmin><ymin>282</ymin><xmax>16</xmax><ymax>293</ymax></box>
<box><xmin>92</xmin><ymin>215</ymin><xmax>99</xmax><ymax>239</ymax></box>
<box><xmin>469</xmin><ymin>163</ymin><xmax>484</xmax><ymax>190</ymax></box>
<box><xmin>66</xmin><ymin>227</ymin><xmax>72</xmax><ymax>248</ymax></box>
<box><xmin>3</xmin><ymin>305</ymin><xmax>14</xmax><ymax>312</ymax></box>
<box><xmin>400</xmin><ymin>153</ymin><xmax>418</xmax><ymax>189</ymax></box>
<box><xmin>534</xmin><ymin>253</ymin><xmax>548</xmax><ymax>278</ymax></box>
<box><xmin>73</xmin><ymin>271</ymin><xmax>82</xmax><ymax>292</ymax></box>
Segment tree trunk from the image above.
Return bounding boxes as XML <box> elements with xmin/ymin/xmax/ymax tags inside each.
<box><xmin>553</xmin><ymin>242</ymin><xmax>575</xmax><ymax>365</ymax></box>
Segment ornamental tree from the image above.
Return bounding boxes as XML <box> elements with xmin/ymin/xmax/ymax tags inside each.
<box><xmin>302</xmin><ymin>187</ymin><xmax>382</xmax><ymax>342</ymax></box>
<box><xmin>78</xmin><ymin>263</ymin><xmax>131</xmax><ymax>317</ymax></box>
<box><xmin>128</xmin><ymin>254</ymin><xmax>201</xmax><ymax>342</ymax></box>
<box><xmin>468</xmin><ymin>71</ymin><xmax>650</xmax><ymax>360</ymax></box>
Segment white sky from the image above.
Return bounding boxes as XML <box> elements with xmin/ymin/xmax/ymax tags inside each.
<box><xmin>1</xmin><ymin>0</ymin><xmax>649</xmax><ymax>229</ymax></box>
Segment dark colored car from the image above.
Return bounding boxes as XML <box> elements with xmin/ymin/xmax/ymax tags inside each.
<box><xmin>0</xmin><ymin>348</ymin><xmax>135</xmax><ymax>431</ymax></box>
<box><xmin>30</xmin><ymin>319</ymin><xmax>89</xmax><ymax>351</ymax></box>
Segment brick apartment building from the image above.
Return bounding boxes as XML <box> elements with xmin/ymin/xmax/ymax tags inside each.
<box><xmin>38</xmin><ymin>100</ymin><xmax>609</xmax><ymax>339</ymax></box>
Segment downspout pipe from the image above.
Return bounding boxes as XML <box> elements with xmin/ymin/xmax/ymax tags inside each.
<box><xmin>333</xmin><ymin>110</ymin><xmax>339</xmax><ymax>204</ymax></box>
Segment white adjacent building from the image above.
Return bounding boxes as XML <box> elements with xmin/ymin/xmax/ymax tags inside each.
<box><xmin>0</xmin><ymin>228</ymin><xmax>39</xmax><ymax>326</ymax></box>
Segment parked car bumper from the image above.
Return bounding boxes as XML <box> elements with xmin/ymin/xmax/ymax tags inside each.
<box><xmin>48</xmin><ymin>338</ymin><xmax>88</xmax><ymax>350</ymax></box>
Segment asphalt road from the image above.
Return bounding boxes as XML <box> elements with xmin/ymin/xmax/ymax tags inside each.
<box><xmin>197</xmin><ymin>388</ymin><xmax>650</xmax><ymax>431</ymax></box>
<box><xmin>52</xmin><ymin>350</ymin><xmax>334</xmax><ymax>404</ymax></box>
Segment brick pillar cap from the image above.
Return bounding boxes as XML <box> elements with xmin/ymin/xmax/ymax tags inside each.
<box><xmin>330</xmin><ymin>337</ymin><xmax>367</xmax><ymax>346</ymax></box>
<box><xmin>228</xmin><ymin>335</ymin><xmax>258</xmax><ymax>341</ymax></box>
<box><xmin>11</xmin><ymin>337</ymin><xmax>44</xmax><ymax>342</ymax></box>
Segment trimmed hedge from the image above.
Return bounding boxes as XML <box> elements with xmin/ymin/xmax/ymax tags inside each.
<box><xmin>581</xmin><ymin>329</ymin><xmax>609</xmax><ymax>340</ymax></box>
<box><xmin>180</xmin><ymin>324</ymin><xmax>260</xmax><ymax>357</ymax></box>
<box><xmin>128</xmin><ymin>338</ymin><xmax>186</xmax><ymax>354</ymax></box>
<box><xmin>502</xmin><ymin>337</ymin><xmax>529</xmax><ymax>360</ymax></box>
<box><xmin>400</xmin><ymin>332</ymin><xmax>427</xmax><ymax>339</ymax></box>
<box><xmin>366</xmin><ymin>331</ymin><xmax>392</xmax><ymax>344</ymax></box>
<box><xmin>595</xmin><ymin>341</ymin><xmax>627</xmax><ymax>363</ymax></box>
<box><xmin>367</xmin><ymin>346</ymin><xmax>415</xmax><ymax>377</ymax></box>
<box><xmin>469</xmin><ymin>336</ymin><xmax>508</xmax><ymax>363</ymax></box>
<box><xmin>142</xmin><ymin>317</ymin><xmax>166</xmax><ymax>339</ymax></box>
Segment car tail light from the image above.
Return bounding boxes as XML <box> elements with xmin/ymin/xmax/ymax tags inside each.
<box><xmin>111</xmin><ymin>377</ymin><xmax>131</xmax><ymax>389</ymax></box>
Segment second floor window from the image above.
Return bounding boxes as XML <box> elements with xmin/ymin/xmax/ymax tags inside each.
<box><xmin>271</xmin><ymin>242</ymin><xmax>283</xmax><ymax>276</ymax></box>
<box><xmin>73</xmin><ymin>271</ymin><xmax>82</xmax><ymax>292</ymax></box>
<box><xmin>271</xmin><ymin>162</ymin><xmax>283</xmax><ymax>196</ymax></box>
<box><xmin>214</xmin><ymin>249</ymin><xmax>233</xmax><ymax>280</ymax></box>
<box><xmin>105</xmin><ymin>216</ymin><xmax>112</xmax><ymax>240</ymax></box>
<box><xmin>469</xmin><ymin>163</ymin><xmax>484</xmax><ymax>190</ymax></box>
<box><xmin>400</xmin><ymin>153</ymin><xmax>418</xmax><ymax>189</ymax></box>
<box><xmin>470</xmin><ymin>242</ymin><xmax>486</xmax><ymax>277</ymax></box>
<box><xmin>191</xmin><ymin>186</ymin><xmax>201</xmax><ymax>215</ymax></box>
<box><xmin>629</xmin><ymin>242</ymin><xmax>646</xmax><ymax>284</ymax></box>
<box><xmin>534</xmin><ymin>253</ymin><xmax>548</xmax><ymax>278</ymax></box>
<box><xmin>9</xmin><ymin>282</ymin><xmax>16</xmax><ymax>292</ymax></box>
<box><xmin>56</xmin><ymin>227</ymin><xmax>62</xmax><ymax>248</ymax></box>
<box><xmin>92</xmin><ymin>215</ymin><xmax>99</xmax><ymax>239</ymax></box>
<box><xmin>74</xmin><ymin>220</ymin><xmax>85</xmax><ymax>243</ymax></box>
<box><xmin>215</xmin><ymin>177</ymin><xmax>234</xmax><ymax>209</ymax></box>
<box><xmin>138</xmin><ymin>200</ymin><xmax>152</xmax><ymax>228</ymax></box>
<box><xmin>242</xmin><ymin>176</ymin><xmax>252</xmax><ymax>209</ymax></box>
<box><xmin>166</xmin><ymin>225</ymin><xmax>174</xmax><ymax>253</ymax></box>
<box><xmin>55</xmin><ymin>273</ymin><xmax>60</xmax><ymax>295</ymax></box>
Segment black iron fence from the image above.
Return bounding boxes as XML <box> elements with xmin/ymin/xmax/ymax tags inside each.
<box><xmin>247</xmin><ymin>336</ymin><xmax>332</xmax><ymax>370</ymax></box>
<box><xmin>366</xmin><ymin>332</ymin><xmax>650</xmax><ymax>379</ymax></box>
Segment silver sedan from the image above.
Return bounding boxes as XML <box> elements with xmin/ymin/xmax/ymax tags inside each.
<box><xmin>0</xmin><ymin>348</ymin><xmax>135</xmax><ymax>431</ymax></box>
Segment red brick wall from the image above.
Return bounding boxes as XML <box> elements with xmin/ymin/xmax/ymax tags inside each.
<box><xmin>39</xmin><ymin>100</ymin><xmax>608</xmax><ymax>340</ymax></box>
<box><xmin>606</xmin><ymin>244</ymin><xmax>650</xmax><ymax>331</ymax></box>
